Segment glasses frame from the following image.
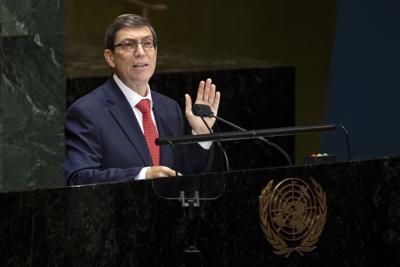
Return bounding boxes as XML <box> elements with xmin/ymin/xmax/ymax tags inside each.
<box><xmin>112</xmin><ymin>38</ymin><xmax>156</xmax><ymax>52</ymax></box>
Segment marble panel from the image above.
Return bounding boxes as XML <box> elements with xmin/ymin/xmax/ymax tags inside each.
<box><xmin>0</xmin><ymin>32</ymin><xmax>65</xmax><ymax>192</ymax></box>
<box><xmin>1</xmin><ymin>0</ymin><xmax>64</xmax><ymax>36</ymax></box>
<box><xmin>0</xmin><ymin>190</ymin><xmax>34</xmax><ymax>266</ymax></box>
<box><xmin>0</xmin><ymin>37</ymin><xmax>3</xmax><ymax>189</ymax></box>
<box><xmin>30</xmin><ymin>185</ymin><xmax>118</xmax><ymax>266</ymax></box>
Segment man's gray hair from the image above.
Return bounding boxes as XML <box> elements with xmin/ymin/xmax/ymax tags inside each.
<box><xmin>104</xmin><ymin>14</ymin><xmax>157</xmax><ymax>50</ymax></box>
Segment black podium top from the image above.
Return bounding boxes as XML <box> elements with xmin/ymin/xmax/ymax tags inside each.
<box><xmin>1</xmin><ymin>155</ymin><xmax>400</xmax><ymax>266</ymax></box>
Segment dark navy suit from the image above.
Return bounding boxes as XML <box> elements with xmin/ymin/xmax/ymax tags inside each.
<box><xmin>65</xmin><ymin>77</ymin><xmax>211</xmax><ymax>185</ymax></box>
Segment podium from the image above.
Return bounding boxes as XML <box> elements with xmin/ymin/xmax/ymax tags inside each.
<box><xmin>1</xmin><ymin>156</ymin><xmax>400</xmax><ymax>266</ymax></box>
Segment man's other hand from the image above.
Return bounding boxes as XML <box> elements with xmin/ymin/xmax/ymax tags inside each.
<box><xmin>145</xmin><ymin>166</ymin><xmax>179</xmax><ymax>179</ymax></box>
<box><xmin>185</xmin><ymin>78</ymin><xmax>220</xmax><ymax>134</ymax></box>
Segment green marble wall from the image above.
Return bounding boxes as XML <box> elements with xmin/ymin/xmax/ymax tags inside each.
<box><xmin>0</xmin><ymin>0</ymin><xmax>65</xmax><ymax>192</ymax></box>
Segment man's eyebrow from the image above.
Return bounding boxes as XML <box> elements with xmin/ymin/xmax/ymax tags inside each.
<box><xmin>121</xmin><ymin>36</ymin><xmax>153</xmax><ymax>41</ymax></box>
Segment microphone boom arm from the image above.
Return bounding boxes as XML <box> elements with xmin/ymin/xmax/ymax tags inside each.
<box><xmin>156</xmin><ymin>124</ymin><xmax>337</xmax><ymax>145</ymax></box>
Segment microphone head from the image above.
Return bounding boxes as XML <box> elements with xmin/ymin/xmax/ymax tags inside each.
<box><xmin>192</xmin><ymin>104</ymin><xmax>213</xmax><ymax>117</ymax></box>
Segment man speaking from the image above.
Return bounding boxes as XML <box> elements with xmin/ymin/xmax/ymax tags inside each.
<box><xmin>65</xmin><ymin>14</ymin><xmax>220</xmax><ymax>185</ymax></box>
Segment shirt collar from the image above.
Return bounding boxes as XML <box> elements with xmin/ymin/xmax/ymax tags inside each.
<box><xmin>113</xmin><ymin>73</ymin><xmax>153</xmax><ymax>108</ymax></box>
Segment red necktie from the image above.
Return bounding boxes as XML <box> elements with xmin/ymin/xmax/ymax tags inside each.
<box><xmin>136</xmin><ymin>99</ymin><xmax>160</xmax><ymax>166</ymax></box>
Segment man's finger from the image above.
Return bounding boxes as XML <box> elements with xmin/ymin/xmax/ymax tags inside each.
<box><xmin>146</xmin><ymin>166</ymin><xmax>177</xmax><ymax>179</ymax></box>
<box><xmin>203</xmin><ymin>78</ymin><xmax>212</xmax><ymax>102</ymax></box>
<box><xmin>208</xmin><ymin>84</ymin><xmax>216</xmax><ymax>105</ymax></box>
<box><xmin>196</xmin><ymin>80</ymin><xmax>205</xmax><ymax>101</ymax></box>
<box><xmin>163</xmin><ymin>167</ymin><xmax>177</xmax><ymax>177</ymax></box>
<box><xmin>185</xmin><ymin>93</ymin><xmax>193</xmax><ymax>116</ymax></box>
<box><xmin>212</xmin><ymin>91</ymin><xmax>221</xmax><ymax>115</ymax></box>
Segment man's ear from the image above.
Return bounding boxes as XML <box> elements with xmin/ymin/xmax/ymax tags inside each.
<box><xmin>104</xmin><ymin>49</ymin><xmax>115</xmax><ymax>68</ymax></box>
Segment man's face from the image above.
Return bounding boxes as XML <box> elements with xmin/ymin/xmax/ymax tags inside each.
<box><xmin>104</xmin><ymin>26</ymin><xmax>157</xmax><ymax>89</ymax></box>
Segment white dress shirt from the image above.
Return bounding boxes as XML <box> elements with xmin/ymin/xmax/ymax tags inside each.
<box><xmin>113</xmin><ymin>74</ymin><xmax>211</xmax><ymax>180</ymax></box>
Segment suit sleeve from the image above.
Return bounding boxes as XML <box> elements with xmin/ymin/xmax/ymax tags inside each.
<box><xmin>64</xmin><ymin>104</ymin><xmax>141</xmax><ymax>185</ymax></box>
<box><xmin>171</xmin><ymin>102</ymin><xmax>215</xmax><ymax>175</ymax></box>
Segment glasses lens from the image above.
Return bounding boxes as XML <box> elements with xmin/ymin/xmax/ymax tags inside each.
<box><xmin>121</xmin><ymin>40</ymin><xmax>135</xmax><ymax>51</ymax></box>
<box><xmin>142</xmin><ymin>39</ymin><xmax>154</xmax><ymax>49</ymax></box>
<box><xmin>117</xmin><ymin>39</ymin><xmax>154</xmax><ymax>51</ymax></box>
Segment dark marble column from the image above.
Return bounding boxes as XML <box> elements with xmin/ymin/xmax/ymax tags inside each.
<box><xmin>0</xmin><ymin>0</ymin><xmax>65</xmax><ymax>192</ymax></box>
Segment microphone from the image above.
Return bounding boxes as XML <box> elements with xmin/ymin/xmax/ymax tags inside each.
<box><xmin>192</xmin><ymin>104</ymin><xmax>214</xmax><ymax>117</ymax></box>
<box><xmin>192</xmin><ymin>104</ymin><xmax>293</xmax><ymax>166</ymax></box>
<box><xmin>192</xmin><ymin>104</ymin><xmax>230</xmax><ymax>171</ymax></box>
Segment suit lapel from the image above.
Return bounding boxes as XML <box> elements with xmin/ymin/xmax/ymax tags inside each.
<box><xmin>103</xmin><ymin>78</ymin><xmax>151</xmax><ymax>165</ymax></box>
<box><xmin>152</xmin><ymin>94</ymin><xmax>174</xmax><ymax>167</ymax></box>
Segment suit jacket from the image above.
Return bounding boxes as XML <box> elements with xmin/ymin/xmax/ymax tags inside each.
<box><xmin>65</xmin><ymin>77</ymin><xmax>211</xmax><ymax>185</ymax></box>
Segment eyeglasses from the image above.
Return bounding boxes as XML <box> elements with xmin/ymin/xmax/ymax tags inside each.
<box><xmin>112</xmin><ymin>38</ymin><xmax>155</xmax><ymax>52</ymax></box>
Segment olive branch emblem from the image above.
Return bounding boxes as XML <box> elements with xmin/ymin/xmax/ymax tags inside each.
<box><xmin>259</xmin><ymin>177</ymin><xmax>327</xmax><ymax>257</ymax></box>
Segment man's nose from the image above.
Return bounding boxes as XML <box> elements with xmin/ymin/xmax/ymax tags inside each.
<box><xmin>134</xmin><ymin>43</ymin><xmax>146</xmax><ymax>57</ymax></box>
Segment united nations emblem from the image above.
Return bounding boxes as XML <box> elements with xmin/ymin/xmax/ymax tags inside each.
<box><xmin>259</xmin><ymin>177</ymin><xmax>327</xmax><ymax>257</ymax></box>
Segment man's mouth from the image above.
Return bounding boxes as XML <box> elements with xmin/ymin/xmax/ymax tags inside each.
<box><xmin>133</xmin><ymin>63</ymin><xmax>148</xmax><ymax>68</ymax></box>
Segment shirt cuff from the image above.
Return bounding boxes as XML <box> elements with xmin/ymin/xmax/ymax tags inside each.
<box><xmin>135</xmin><ymin>167</ymin><xmax>149</xmax><ymax>180</ymax></box>
<box><xmin>192</xmin><ymin>129</ymin><xmax>212</xmax><ymax>150</ymax></box>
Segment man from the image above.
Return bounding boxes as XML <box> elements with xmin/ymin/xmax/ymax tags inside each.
<box><xmin>65</xmin><ymin>14</ymin><xmax>220</xmax><ymax>185</ymax></box>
